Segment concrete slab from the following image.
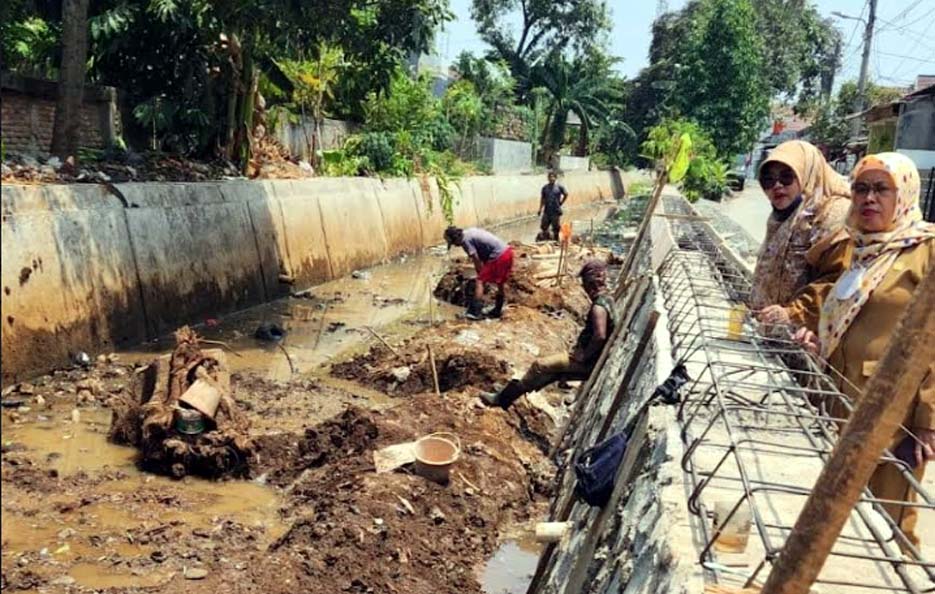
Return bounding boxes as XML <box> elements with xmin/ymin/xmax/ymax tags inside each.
<box><xmin>118</xmin><ymin>182</ymin><xmax>268</xmax><ymax>337</ymax></box>
<box><xmin>315</xmin><ymin>177</ymin><xmax>389</xmax><ymax>277</ymax></box>
<box><xmin>1</xmin><ymin>184</ymin><xmax>146</xmax><ymax>384</ymax></box>
<box><xmin>270</xmin><ymin>180</ymin><xmax>333</xmax><ymax>286</ymax></box>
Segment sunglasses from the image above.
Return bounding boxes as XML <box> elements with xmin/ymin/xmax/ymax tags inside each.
<box><xmin>851</xmin><ymin>182</ymin><xmax>895</xmax><ymax>197</ymax></box>
<box><xmin>759</xmin><ymin>170</ymin><xmax>797</xmax><ymax>190</ymax></box>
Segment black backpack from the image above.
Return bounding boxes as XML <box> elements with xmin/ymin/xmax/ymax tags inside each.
<box><xmin>573</xmin><ymin>432</ymin><xmax>629</xmax><ymax>507</ymax></box>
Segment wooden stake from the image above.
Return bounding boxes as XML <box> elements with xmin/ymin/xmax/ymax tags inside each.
<box><xmin>427</xmin><ymin>345</ymin><xmax>441</xmax><ymax>396</ymax></box>
<box><xmin>761</xmin><ymin>266</ymin><xmax>935</xmax><ymax>594</ymax></box>
<box><xmin>614</xmin><ymin>172</ymin><xmax>667</xmax><ymax>299</ymax></box>
<box><xmin>365</xmin><ymin>325</ymin><xmax>401</xmax><ymax>357</ymax></box>
<box><xmin>555</xmin><ymin>241</ymin><xmax>567</xmax><ymax>287</ymax></box>
<box><xmin>428</xmin><ymin>277</ymin><xmax>435</xmax><ymax>327</ymax></box>
<box><xmin>313</xmin><ymin>302</ymin><xmax>330</xmax><ymax>350</ymax></box>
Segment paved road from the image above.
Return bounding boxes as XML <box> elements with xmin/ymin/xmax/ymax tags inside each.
<box><xmin>719</xmin><ymin>184</ymin><xmax>772</xmax><ymax>244</ymax></box>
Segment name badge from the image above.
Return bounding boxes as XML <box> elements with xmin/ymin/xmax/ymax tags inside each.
<box><xmin>835</xmin><ymin>267</ymin><xmax>865</xmax><ymax>300</ymax></box>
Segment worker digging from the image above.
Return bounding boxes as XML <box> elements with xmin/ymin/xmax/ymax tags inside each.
<box><xmin>444</xmin><ymin>225</ymin><xmax>514</xmax><ymax>320</ymax></box>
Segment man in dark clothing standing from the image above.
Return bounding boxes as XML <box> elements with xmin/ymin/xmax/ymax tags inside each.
<box><xmin>481</xmin><ymin>260</ymin><xmax>615</xmax><ymax>409</ymax></box>
<box><xmin>538</xmin><ymin>171</ymin><xmax>569</xmax><ymax>241</ymax></box>
<box><xmin>444</xmin><ymin>226</ymin><xmax>514</xmax><ymax>320</ymax></box>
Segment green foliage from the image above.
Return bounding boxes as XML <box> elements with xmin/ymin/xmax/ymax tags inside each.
<box><xmin>532</xmin><ymin>53</ymin><xmax>625</xmax><ymax>161</ymax></box>
<box><xmin>279</xmin><ymin>46</ymin><xmax>344</xmax><ymax>119</ymax></box>
<box><xmin>361</xmin><ymin>70</ymin><xmax>456</xmax><ymax>154</ymax></box>
<box><xmin>626</xmin><ymin>179</ymin><xmax>652</xmax><ymax>197</ymax></box>
<box><xmin>754</xmin><ymin>1</ymin><xmax>842</xmax><ymax>105</ymax></box>
<box><xmin>320</xmin><ymin>149</ymin><xmax>366</xmax><ymax>176</ymax></box>
<box><xmin>1</xmin><ymin>16</ymin><xmax>60</xmax><ymax>77</ymax></box>
<box><xmin>1</xmin><ymin>0</ymin><xmax>452</xmax><ymax>162</ymax></box>
<box><xmin>452</xmin><ymin>51</ymin><xmax>522</xmax><ymax>138</ymax></box>
<box><xmin>643</xmin><ymin>119</ymin><xmax>728</xmax><ymax>202</ymax></box>
<box><xmin>806</xmin><ymin>79</ymin><xmax>905</xmax><ymax>159</ymax></box>
<box><xmin>626</xmin><ymin>0</ymin><xmax>841</xmax><ymax>164</ymax></box>
<box><xmin>470</xmin><ymin>0</ymin><xmax>610</xmax><ymax>98</ymax></box>
<box><xmin>443</xmin><ymin>80</ymin><xmax>484</xmax><ymax>153</ymax></box>
<box><xmin>673</xmin><ymin>0</ymin><xmax>770</xmax><ymax>156</ymax></box>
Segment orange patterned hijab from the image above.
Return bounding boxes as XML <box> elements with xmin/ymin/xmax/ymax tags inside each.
<box><xmin>819</xmin><ymin>152</ymin><xmax>935</xmax><ymax>358</ymax></box>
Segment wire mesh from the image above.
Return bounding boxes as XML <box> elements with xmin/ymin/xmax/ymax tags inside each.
<box><xmin>658</xmin><ymin>195</ymin><xmax>934</xmax><ymax>593</ymax></box>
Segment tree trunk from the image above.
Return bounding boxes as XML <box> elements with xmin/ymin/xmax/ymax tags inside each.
<box><xmin>576</xmin><ymin>117</ymin><xmax>590</xmax><ymax>157</ymax></box>
<box><xmin>236</xmin><ymin>46</ymin><xmax>257</xmax><ymax>174</ymax></box>
<box><xmin>50</xmin><ymin>0</ymin><xmax>90</xmax><ymax>160</ymax></box>
<box><xmin>223</xmin><ymin>33</ymin><xmax>242</xmax><ymax>161</ymax></box>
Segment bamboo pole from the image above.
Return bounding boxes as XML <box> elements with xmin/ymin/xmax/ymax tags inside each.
<box><xmin>761</xmin><ymin>266</ymin><xmax>935</xmax><ymax>594</ymax></box>
<box><xmin>614</xmin><ymin>172</ymin><xmax>667</xmax><ymax>299</ymax></box>
<box><xmin>427</xmin><ymin>345</ymin><xmax>441</xmax><ymax>396</ymax></box>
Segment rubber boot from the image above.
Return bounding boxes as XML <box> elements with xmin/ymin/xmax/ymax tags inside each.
<box><xmin>485</xmin><ymin>293</ymin><xmax>505</xmax><ymax>319</ymax></box>
<box><xmin>464</xmin><ymin>298</ymin><xmax>484</xmax><ymax>321</ymax></box>
<box><xmin>480</xmin><ymin>379</ymin><xmax>527</xmax><ymax>409</ymax></box>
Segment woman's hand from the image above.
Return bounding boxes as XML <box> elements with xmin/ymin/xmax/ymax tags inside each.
<box><xmin>757</xmin><ymin>305</ymin><xmax>790</xmax><ymax>327</ymax></box>
<box><xmin>915</xmin><ymin>428</ymin><xmax>935</xmax><ymax>467</ymax></box>
<box><xmin>793</xmin><ymin>326</ymin><xmax>820</xmax><ymax>355</ymax></box>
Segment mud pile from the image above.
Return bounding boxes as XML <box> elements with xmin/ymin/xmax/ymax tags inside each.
<box><xmin>252</xmin><ymin>396</ymin><xmax>552</xmax><ymax>594</ymax></box>
<box><xmin>434</xmin><ymin>243</ymin><xmax>608</xmax><ymax>320</ymax></box>
<box><xmin>332</xmin><ymin>343</ymin><xmax>510</xmax><ymax>396</ymax></box>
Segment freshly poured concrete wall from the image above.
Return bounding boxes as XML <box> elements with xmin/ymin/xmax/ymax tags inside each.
<box><xmin>2</xmin><ymin>170</ymin><xmax>625</xmax><ymax>384</ymax></box>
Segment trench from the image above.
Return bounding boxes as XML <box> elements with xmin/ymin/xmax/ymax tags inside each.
<box><xmin>1</xmin><ymin>203</ymin><xmax>616</xmax><ymax>594</ymax></box>
<box><xmin>118</xmin><ymin>203</ymin><xmax>614</xmax><ymax>384</ymax></box>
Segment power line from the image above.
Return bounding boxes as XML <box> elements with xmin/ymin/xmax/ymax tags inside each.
<box><xmin>876</xmin><ymin>0</ymin><xmax>923</xmax><ymax>32</ymax></box>
<box><xmin>877</xmin><ymin>50</ymin><xmax>935</xmax><ymax>64</ymax></box>
<box><xmin>889</xmin><ymin>13</ymin><xmax>935</xmax><ymax>80</ymax></box>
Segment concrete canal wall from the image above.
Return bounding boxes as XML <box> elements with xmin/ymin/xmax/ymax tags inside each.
<box><xmin>1</xmin><ymin>169</ymin><xmax>642</xmax><ymax>384</ymax></box>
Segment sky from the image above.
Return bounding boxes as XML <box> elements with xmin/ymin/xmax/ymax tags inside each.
<box><xmin>436</xmin><ymin>0</ymin><xmax>935</xmax><ymax>89</ymax></box>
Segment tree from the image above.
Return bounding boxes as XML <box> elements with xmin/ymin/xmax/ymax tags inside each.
<box><xmin>673</xmin><ymin>0</ymin><xmax>770</xmax><ymax>156</ymax></box>
<box><xmin>442</xmin><ymin>80</ymin><xmax>484</xmax><ymax>155</ymax></box>
<box><xmin>642</xmin><ymin>118</ymin><xmax>727</xmax><ymax>202</ymax></box>
<box><xmin>78</xmin><ymin>0</ymin><xmax>452</xmax><ymax>162</ymax></box>
<box><xmin>280</xmin><ymin>44</ymin><xmax>345</xmax><ymax>166</ymax></box>
<box><xmin>470</xmin><ymin>0</ymin><xmax>610</xmax><ymax>97</ymax></box>
<box><xmin>50</xmin><ymin>0</ymin><xmax>90</xmax><ymax>160</ymax></box>
<box><xmin>624</xmin><ymin>0</ymin><xmax>841</xmax><ymax>163</ymax></box>
<box><xmin>753</xmin><ymin>0</ymin><xmax>842</xmax><ymax>108</ymax></box>
<box><xmin>531</xmin><ymin>53</ymin><xmax>621</xmax><ymax>162</ymax></box>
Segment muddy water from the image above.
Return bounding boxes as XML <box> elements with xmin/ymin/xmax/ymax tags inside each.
<box><xmin>2</xmin><ymin>205</ymin><xmax>610</xmax><ymax>592</ymax></box>
<box><xmin>1</xmin><ymin>404</ymin><xmax>286</xmax><ymax>590</ymax></box>
<box><xmin>480</xmin><ymin>538</ymin><xmax>542</xmax><ymax>594</ymax></box>
<box><xmin>121</xmin><ymin>205</ymin><xmax>613</xmax><ymax>381</ymax></box>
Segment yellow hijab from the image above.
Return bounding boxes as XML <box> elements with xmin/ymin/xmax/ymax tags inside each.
<box><xmin>750</xmin><ymin>141</ymin><xmax>851</xmax><ymax>308</ymax></box>
<box><xmin>819</xmin><ymin>152</ymin><xmax>935</xmax><ymax>359</ymax></box>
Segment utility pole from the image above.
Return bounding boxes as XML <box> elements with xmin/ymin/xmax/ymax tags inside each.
<box><xmin>852</xmin><ymin>0</ymin><xmax>877</xmax><ymax>137</ymax></box>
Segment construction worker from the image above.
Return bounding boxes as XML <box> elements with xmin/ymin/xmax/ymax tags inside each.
<box><xmin>481</xmin><ymin>260</ymin><xmax>615</xmax><ymax>408</ymax></box>
<box><xmin>444</xmin><ymin>226</ymin><xmax>514</xmax><ymax>320</ymax></box>
<box><xmin>538</xmin><ymin>171</ymin><xmax>568</xmax><ymax>241</ymax></box>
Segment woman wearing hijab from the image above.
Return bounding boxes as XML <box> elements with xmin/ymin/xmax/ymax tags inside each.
<box><xmin>796</xmin><ymin>152</ymin><xmax>935</xmax><ymax>548</ymax></box>
<box><xmin>751</xmin><ymin>140</ymin><xmax>851</xmax><ymax>330</ymax></box>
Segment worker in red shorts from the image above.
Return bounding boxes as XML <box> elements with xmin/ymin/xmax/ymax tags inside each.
<box><xmin>444</xmin><ymin>226</ymin><xmax>514</xmax><ymax>320</ymax></box>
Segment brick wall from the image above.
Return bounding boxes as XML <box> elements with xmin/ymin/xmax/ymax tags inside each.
<box><xmin>1</xmin><ymin>72</ymin><xmax>119</xmax><ymax>155</ymax></box>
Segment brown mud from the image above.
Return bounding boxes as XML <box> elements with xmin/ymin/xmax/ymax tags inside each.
<box><xmin>2</xmin><ymin>366</ymin><xmax>555</xmax><ymax>594</ymax></box>
<box><xmin>433</xmin><ymin>243</ymin><xmax>611</xmax><ymax>322</ymax></box>
<box><xmin>1</xmin><ymin>223</ymin><xmax>610</xmax><ymax>593</ymax></box>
